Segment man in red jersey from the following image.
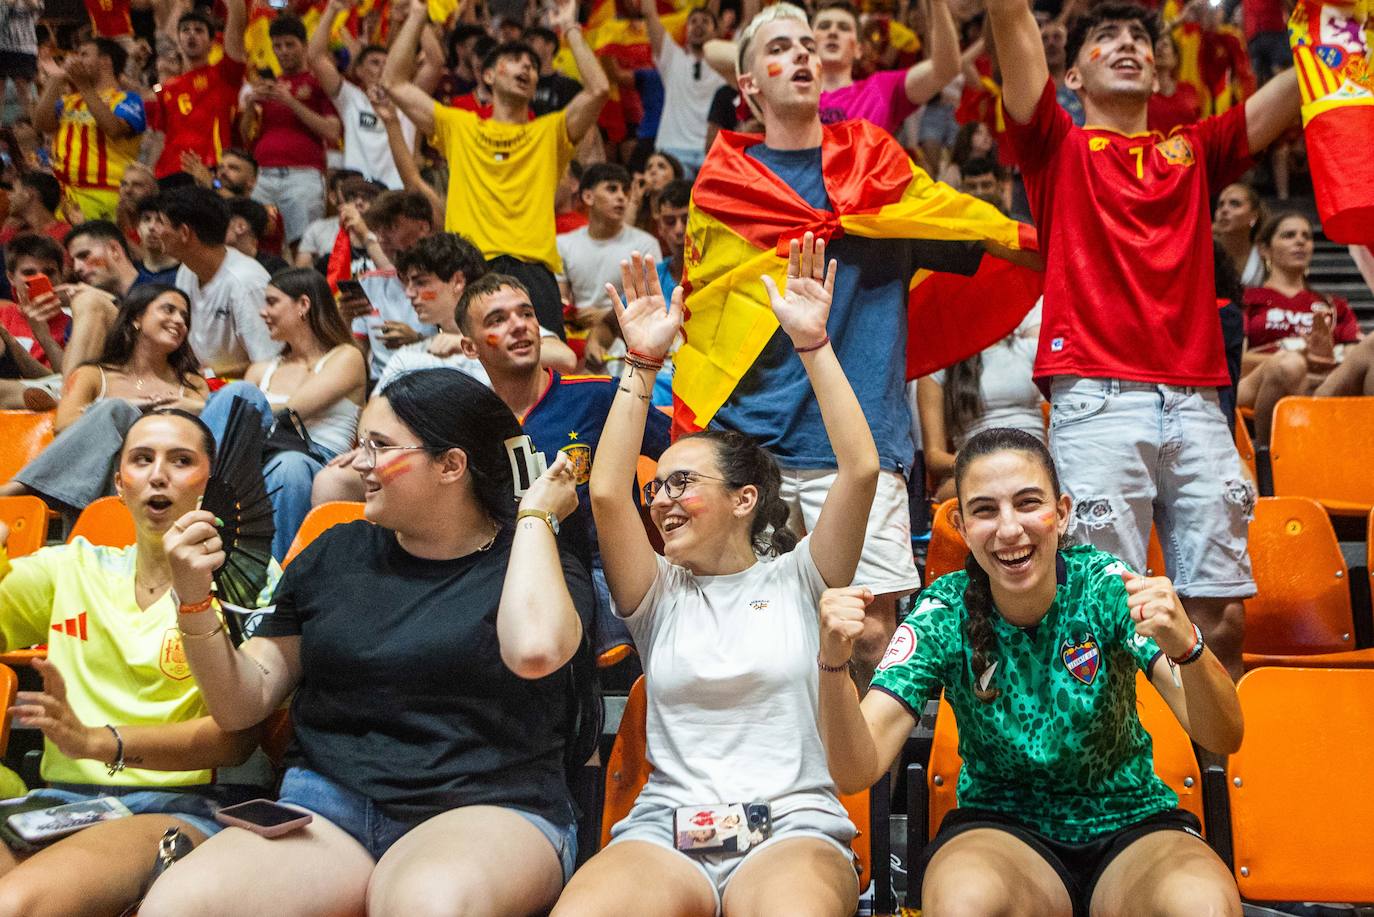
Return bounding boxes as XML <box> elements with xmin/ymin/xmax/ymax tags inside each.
<box><xmin>986</xmin><ymin>0</ymin><xmax>1300</xmax><ymax>679</ymax></box>
<box><xmin>151</xmin><ymin>2</ymin><xmax>248</xmax><ymax>178</ymax></box>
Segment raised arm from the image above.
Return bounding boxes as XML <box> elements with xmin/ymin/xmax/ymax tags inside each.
<box><xmin>381</xmin><ymin>0</ymin><xmax>438</xmax><ymax>137</ymax></box>
<box><xmin>222</xmin><ymin>0</ymin><xmax>248</xmax><ymax>64</ymax></box>
<box><xmin>703</xmin><ymin>39</ymin><xmax>738</xmax><ymax>85</ymax></box>
<box><xmin>1243</xmin><ymin>68</ymin><xmax>1300</xmax><ymax>155</ymax></box>
<box><xmin>815</xmin><ymin>586</ymin><xmax>920</xmax><ymax>792</ymax></box>
<box><xmin>983</xmin><ymin>0</ymin><xmax>1048</xmax><ymax>124</ymax></box>
<box><xmin>903</xmin><ymin>0</ymin><xmax>960</xmax><ymax>105</ymax></box>
<box><xmin>274</xmin><ymin>345</ymin><xmax>365</xmax><ymax>421</ymax></box>
<box><xmin>589</xmin><ymin>252</ymin><xmax>683</xmax><ymax>612</ymax></box>
<box><xmin>762</xmin><ymin>233</ymin><xmax>879</xmax><ymax>588</ymax></box>
<box><xmin>371</xmin><ymin>84</ymin><xmax>444</xmax><ymax>223</ymax></box>
<box><xmin>164</xmin><ymin>510</ymin><xmax>303</xmax><ymax>731</ymax></box>
<box><xmin>1124</xmin><ymin>571</ymin><xmax>1244</xmax><ymax>755</ymax></box>
<box><xmin>640</xmin><ymin>0</ymin><xmax>668</xmax><ymax>57</ymax></box>
<box><xmin>916</xmin><ymin>375</ymin><xmax>955</xmax><ymax>483</ymax></box>
<box><xmin>562</xmin><ymin>24</ymin><xmax>611</xmax><ymax>145</ymax></box>
<box><xmin>498</xmin><ymin>453</ymin><xmax>586</xmax><ymax>679</ymax></box>
<box><xmin>307</xmin><ymin>0</ymin><xmax>346</xmax><ymax>98</ymax></box>
<box><xmin>30</xmin><ymin>59</ymin><xmax>65</xmax><ymax>135</ymax></box>
<box><xmin>12</xmin><ymin>658</ymin><xmax>259</xmax><ymax>771</ymax></box>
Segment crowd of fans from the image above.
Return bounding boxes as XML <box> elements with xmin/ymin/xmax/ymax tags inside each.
<box><xmin>0</xmin><ymin>0</ymin><xmax>1368</xmax><ymax>911</ymax></box>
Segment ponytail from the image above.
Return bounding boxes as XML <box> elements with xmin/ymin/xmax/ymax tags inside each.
<box><xmin>680</xmin><ymin>429</ymin><xmax>797</xmax><ymax>557</ymax></box>
<box><xmin>962</xmin><ymin>552</ymin><xmax>1001</xmax><ymax>703</ymax></box>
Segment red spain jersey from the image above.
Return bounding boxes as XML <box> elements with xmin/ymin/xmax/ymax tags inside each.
<box><xmin>153</xmin><ymin>57</ymin><xmax>247</xmax><ymax>178</ymax></box>
<box><xmin>54</xmin><ymin>88</ymin><xmax>146</xmax><ymax>191</ymax></box>
<box><xmin>1003</xmin><ymin>79</ymin><xmax>1251</xmax><ymax>388</ymax></box>
<box><xmin>84</xmin><ymin>0</ymin><xmax>132</xmax><ymax>38</ymax></box>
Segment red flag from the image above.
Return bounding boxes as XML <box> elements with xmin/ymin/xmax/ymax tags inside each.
<box><xmin>326</xmin><ymin>226</ymin><xmax>352</xmax><ymax>293</ymax></box>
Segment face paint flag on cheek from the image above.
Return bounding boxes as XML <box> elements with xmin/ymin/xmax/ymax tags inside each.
<box><xmin>767</xmin><ymin>63</ymin><xmax>783</xmax><ymax>77</ymax></box>
<box><xmin>376</xmin><ymin>451</ymin><xmax>422</xmax><ymax>485</ymax></box>
<box><xmin>1089</xmin><ymin>46</ymin><xmax>1102</xmax><ymax>61</ymax></box>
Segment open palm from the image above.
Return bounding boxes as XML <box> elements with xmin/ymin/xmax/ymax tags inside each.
<box><xmin>761</xmin><ymin>232</ymin><xmax>836</xmax><ymax>347</ymax></box>
<box><xmin>606</xmin><ymin>252</ymin><xmax>683</xmax><ymax>360</ymax></box>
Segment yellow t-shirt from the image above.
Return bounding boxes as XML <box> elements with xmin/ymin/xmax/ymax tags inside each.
<box><xmin>431</xmin><ymin>104</ymin><xmax>575</xmax><ymax>274</ymax></box>
<box><xmin>0</xmin><ymin>538</ymin><xmax>214</xmax><ymax>788</ymax></box>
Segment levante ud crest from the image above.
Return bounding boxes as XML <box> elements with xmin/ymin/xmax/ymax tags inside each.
<box><xmin>1061</xmin><ymin>635</ymin><xmax>1101</xmax><ymax>685</ymax></box>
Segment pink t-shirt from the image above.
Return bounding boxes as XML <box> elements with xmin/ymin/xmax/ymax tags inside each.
<box><xmin>818</xmin><ymin>69</ymin><xmax>916</xmax><ymax>134</ymax></box>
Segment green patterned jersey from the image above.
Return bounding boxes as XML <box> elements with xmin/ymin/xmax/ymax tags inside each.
<box><xmin>871</xmin><ymin>544</ymin><xmax>1176</xmax><ymax>842</ymax></box>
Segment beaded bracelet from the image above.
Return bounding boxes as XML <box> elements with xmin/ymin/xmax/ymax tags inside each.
<box><xmin>1168</xmin><ymin>623</ymin><xmax>1206</xmax><ymax>666</ymax></box>
<box><xmin>105</xmin><ymin>724</ymin><xmax>126</xmax><ymax>777</ymax></box>
<box><xmin>817</xmin><ymin>657</ymin><xmax>849</xmax><ymax>674</ymax></box>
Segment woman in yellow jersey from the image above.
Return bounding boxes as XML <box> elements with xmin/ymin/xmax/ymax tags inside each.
<box><xmin>0</xmin><ymin>409</ymin><xmax>260</xmax><ymax>917</ymax></box>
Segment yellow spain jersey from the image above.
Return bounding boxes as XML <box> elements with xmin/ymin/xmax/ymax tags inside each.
<box><xmin>431</xmin><ymin>105</ymin><xmax>574</xmax><ymax>274</ymax></box>
<box><xmin>0</xmin><ymin>539</ymin><xmax>215</xmax><ymax>788</ymax></box>
<box><xmin>54</xmin><ymin>89</ymin><xmax>146</xmax><ymax>192</ymax></box>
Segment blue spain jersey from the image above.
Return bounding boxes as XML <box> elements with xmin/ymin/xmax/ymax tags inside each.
<box><xmin>521</xmin><ymin>370</ymin><xmax>672</xmax><ymax>569</ymax></box>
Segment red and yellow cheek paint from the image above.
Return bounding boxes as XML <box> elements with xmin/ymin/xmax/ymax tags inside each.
<box><xmin>486</xmin><ymin>334</ymin><xmax>501</xmax><ymax>347</ymax></box>
<box><xmin>1089</xmin><ymin>47</ymin><xmax>1103</xmax><ymax>61</ymax></box>
<box><xmin>767</xmin><ymin>63</ymin><xmax>783</xmax><ymax>77</ymax></box>
<box><xmin>375</xmin><ymin>451</ymin><xmax>423</xmax><ymax>485</ymax></box>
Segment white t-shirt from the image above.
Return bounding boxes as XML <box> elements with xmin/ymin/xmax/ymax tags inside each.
<box><xmin>655</xmin><ymin>38</ymin><xmax>726</xmax><ymax>155</ymax></box>
<box><xmin>298</xmin><ymin>216</ymin><xmax>341</xmax><ymax>259</ymax></box>
<box><xmin>931</xmin><ymin>302</ymin><xmax>1043</xmax><ymax>449</ymax></box>
<box><xmin>350</xmin><ymin>270</ymin><xmax>437</xmax><ymax>381</ymax></box>
<box><xmin>557</xmin><ymin>224</ymin><xmax>663</xmax><ymax>312</ymax></box>
<box><xmin>176</xmin><ymin>249</ymin><xmax>279</xmax><ymax>376</ymax></box>
<box><xmin>621</xmin><ymin>537</ymin><xmax>851</xmax><ymax>823</ymax></box>
<box><xmin>332</xmin><ymin>81</ymin><xmax>414</xmax><ymax>190</ymax></box>
<box><xmin>374</xmin><ymin>325</ymin><xmax>560</xmax><ymax>391</ymax></box>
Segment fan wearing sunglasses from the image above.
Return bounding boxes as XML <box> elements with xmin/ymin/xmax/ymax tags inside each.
<box><xmin>556</xmin><ymin>235</ymin><xmax>879</xmax><ymax>917</ymax></box>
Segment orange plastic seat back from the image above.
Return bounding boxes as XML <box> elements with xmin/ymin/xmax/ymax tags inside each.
<box><xmin>1270</xmin><ymin>396</ymin><xmax>1374</xmax><ymax>514</ymax></box>
<box><xmin>929</xmin><ymin>674</ymin><xmax>1204</xmax><ymax>835</ymax></box>
<box><xmin>0</xmin><ymin>664</ymin><xmax>16</xmax><ymax>756</ymax></box>
<box><xmin>925</xmin><ymin>499</ymin><xmax>967</xmax><ymax>582</ymax></box>
<box><xmin>1144</xmin><ymin>526</ymin><xmax>1166</xmax><ymax>577</ymax></box>
<box><xmin>1230</xmin><ymin>667</ymin><xmax>1374</xmax><ymax>901</ymax></box>
<box><xmin>0</xmin><ymin>411</ymin><xmax>54</xmax><ymax>484</ymax></box>
<box><xmin>1234</xmin><ymin>411</ymin><xmax>1256</xmax><ymax>481</ymax></box>
<box><xmin>67</xmin><ymin>496</ymin><xmax>136</xmax><ymax>547</ymax></box>
<box><xmin>1244</xmin><ymin>497</ymin><xmax>1355</xmax><ymax>655</ymax></box>
<box><xmin>636</xmin><ymin>455</ymin><xmax>658</xmax><ymax>508</ymax></box>
<box><xmin>283</xmin><ymin>501</ymin><xmax>365</xmax><ymax>566</ymax></box>
<box><xmin>0</xmin><ymin>495</ymin><xmax>49</xmax><ymax>557</ymax></box>
<box><xmin>600</xmin><ymin>677</ymin><xmax>872</xmax><ymax>888</ymax></box>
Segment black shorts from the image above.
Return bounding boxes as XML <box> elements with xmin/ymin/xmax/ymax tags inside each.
<box><xmin>0</xmin><ymin>51</ymin><xmax>36</xmax><ymax>81</ymax></box>
<box><xmin>919</xmin><ymin>807</ymin><xmax>1204</xmax><ymax>917</ymax></box>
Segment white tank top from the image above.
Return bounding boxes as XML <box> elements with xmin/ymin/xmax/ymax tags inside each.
<box><xmin>258</xmin><ymin>348</ymin><xmax>360</xmax><ymax>458</ymax></box>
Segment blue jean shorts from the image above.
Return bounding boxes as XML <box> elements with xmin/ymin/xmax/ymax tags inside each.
<box><xmin>277</xmin><ymin>767</ymin><xmax>578</xmax><ymax>881</ymax></box>
<box><xmin>32</xmin><ymin>783</ymin><xmax>226</xmax><ymax>838</ymax></box>
<box><xmin>1048</xmin><ymin>376</ymin><xmax>1256</xmax><ymax>598</ymax></box>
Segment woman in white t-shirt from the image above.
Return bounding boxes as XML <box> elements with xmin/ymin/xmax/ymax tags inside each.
<box><xmin>554</xmin><ymin>236</ymin><xmax>879</xmax><ymax>917</ymax></box>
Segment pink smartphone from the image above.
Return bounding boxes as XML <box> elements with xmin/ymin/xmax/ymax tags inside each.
<box><xmin>214</xmin><ymin>799</ymin><xmax>312</xmax><ymax>838</ymax></box>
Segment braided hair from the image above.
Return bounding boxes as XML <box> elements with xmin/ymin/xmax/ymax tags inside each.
<box><xmin>953</xmin><ymin>428</ymin><xmax>1063</xmax><ymax>703</ymax></box>
<box><xmin>679</xmin><ymin>429</ymin><xmax>797</xmax><ymax>557</ymax></box>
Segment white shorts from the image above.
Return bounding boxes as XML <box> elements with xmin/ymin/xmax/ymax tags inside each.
<box><xmin>778</xmin><ymin>467</ymin><xmax>921</xmax><ymax>597</ymax></box>
<box><xmin>609</xmin><ymin>802</ymin><xmax>857</xmax><ymax>916</ymax></box>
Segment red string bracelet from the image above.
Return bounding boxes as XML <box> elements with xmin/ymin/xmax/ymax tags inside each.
<box><xmin>795</xmin><ymin>334</ymin><xmax>830</xmax><ymax>354</ymax></box>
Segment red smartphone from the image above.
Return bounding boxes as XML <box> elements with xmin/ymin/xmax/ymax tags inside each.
<box><xmin>214</xmin><ymin>799</ymin><xmax>312</xmax><ymax>838</ymax></box>
<box><xmin>23</xmin><ymin>274</ymin><xmax>54</xmax><ymax>301</ymax></box>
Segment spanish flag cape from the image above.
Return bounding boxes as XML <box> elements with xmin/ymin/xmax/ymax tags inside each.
<box><xmin>1289</xmin><ymin>0</ymin><xmax>1374</xmax><ymax>244</ymax></box>
<box><xmin>673</xmin><ymin>119</ymin><xmax>1040</xmax><ymax>436</ymax></box>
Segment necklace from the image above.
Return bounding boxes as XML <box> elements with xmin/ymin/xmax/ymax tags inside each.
<box><xmin>475</xmin><ymin>525</ymin><xmax>498</xmax><ymax>553</ymax></box>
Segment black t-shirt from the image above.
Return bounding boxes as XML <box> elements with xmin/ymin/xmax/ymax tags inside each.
<box><xmin>254</xmin><ymin>520</ymin><xmax>595</xmax><ymax>824</ymax></box>
<box><xmin>708</xmin><ymin>84</ymin><xmax>739</xmax><ymax>130</ymax></box>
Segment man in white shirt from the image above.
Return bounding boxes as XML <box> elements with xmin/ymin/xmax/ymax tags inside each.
<box><xmin>154</xmin><ymin>187</ymin><xmax>278</xmax><ymax>378</ymax></box>
<box><xmin>557</xmin><ymin>163</ymin><xmax>663</xmax><ymax>315</ymax></box>
<box><xmin>643</xmin><ymin>0</ymin><xmax>725</xmax><ymax>176</ymax></box>
<box><xmin>307</xmin><ymin>0</ymin><xmax>415</xmax><ymax>189</ymax></box>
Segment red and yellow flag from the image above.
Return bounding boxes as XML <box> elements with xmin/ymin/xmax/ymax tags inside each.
<box><xmin>674</xmin><ymin>120</ymin><xmax>1038</xmax><ymax>435</ymax></box>
<box><xmin>1290</xmin><ymin>0</ymin><xmax>1374</xmax><ymax>243</ymax></box>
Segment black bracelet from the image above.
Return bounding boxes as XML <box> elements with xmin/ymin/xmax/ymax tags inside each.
<box><xmin>105</xmin><ymin>724</ymin><xmax>126</xmax><ymax>777</ymax></box>
<box><xmin>1169</xmin><ymin>623</ymin><xmax>1207</xmax><ymax>667</ymax></box>
<box><xmin>817</xmin><ymin>657</ymin><xmax>849</xmax><ymax>673</ymax></box>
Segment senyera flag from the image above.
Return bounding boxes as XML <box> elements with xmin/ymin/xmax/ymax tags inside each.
<box><xmin>1289</xmin><ymin>0</ymin><xmax>1374</xmax><ymax>244</ymax></box>
<box><xmin>672</xmin><ymin>119</ymin><xmax>1040</xmax><ymax>437</ymax></box>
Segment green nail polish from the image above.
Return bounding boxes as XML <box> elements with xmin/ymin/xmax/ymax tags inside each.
<box><xmin>214</xmin><ymin>516</ymin><xmax>224</xmax><ymax>527</ymax></box>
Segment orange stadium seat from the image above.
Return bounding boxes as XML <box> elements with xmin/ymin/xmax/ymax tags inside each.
<box><xmin>1233</xmin><ymin>410</ymin><xmax>1257</xmax><ymax>481</ymax></box>
<box><xmin>0</xmin><ymin>495</ymin><xmax>49</xmax><ymax>557</ymax></box>
<box><xmin>1269</xmin><ymin>396</ymin><xmax>1374</xmax><ymax>517</ymax></box>
<box><xmin>0</xmin><ymin>664</ymin><xmax>17</xmax><ymax>756</ymax></box>
<box><xmin>67</xmin><ymin>496</ymin><xmax>136</xmax><ymax>548</ymax></box>
<box><xmin>283</xmin><ymin>501</ymin><xmax>366</xmax><ymax>566</ymax></box>
<box><xmin>1243</xmin><ymin>497</ymin><xmax>1374</xmax><ymax>669</ymax></box>
<box><xmin>1229</xmin><ymin>667</ymin><xmax>1374</xmax><ymax>902</ymax></box>
<box><xmin>0</xmin><ymin>410</ymin><xmax>54</xmax><ymax>484</ymax></box>
<box><xmin>601</xmin><ymin>676</ymin><xmax>881</xmax><ymax>898</ymax></box>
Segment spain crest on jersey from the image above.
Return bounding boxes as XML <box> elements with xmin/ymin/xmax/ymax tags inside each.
<box><xmin>159</xmin><ymin>627</ymin><xmax>192</xmax><ymax>681</ymax></box>
<box><xmin>559</xmin><ymin>442</ymin><xmax>592</xmax><ymax>485</ymax></box>
<box><xmin>1061</xmin><ymin>634</ymin><xmax>1100</xmax><ymax>685</ymax></box>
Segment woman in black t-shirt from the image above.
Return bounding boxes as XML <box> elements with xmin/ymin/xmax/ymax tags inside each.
<box><xmin>144</xmin><ymin>369</ymin><xmax>596</xmax><ymax>917</ymax></box>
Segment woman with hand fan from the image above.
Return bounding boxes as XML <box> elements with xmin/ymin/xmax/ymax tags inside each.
<box><xmin>199</xmin><ymin>267</ymin><xmax>366</xmax><ymax>562</ymax></box>
<box><xmin>0</xmin><ymin>410</ymin><xmax>262</xmax><ymax>916</ymax></box>
<box><xmin>144</xmin><ymin>369</ymin><xmax>596</xmax><ymax>917</ymax></box>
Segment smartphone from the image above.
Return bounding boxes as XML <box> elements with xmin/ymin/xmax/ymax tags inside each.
<box><xmin>23</xmin><ymin>273</ymin><xmax>54</xmax><ymax>301</ymax></box>
<box><xmin>214</xmin><ymin>799</ymin><xmax>312</xmax><ymax>837</ymax></box>
<box><xmin>335</xmin><ymin>279</ymin><xmax>369</xmax><ymax>302</ymax></box>
<box><xmin>7</xmin><ymin>798</ymin><xmax>132</xmax><ymax>843</ymax></box>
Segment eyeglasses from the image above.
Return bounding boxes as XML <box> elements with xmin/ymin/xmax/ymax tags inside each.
<box><xmin>642</xmin><ymin>469</ymin><xmax>731</xmax><ymax>504</ymax></box>
<box><xmin>360</xmin><ymin>437</ymin><xmax>428</xmax><ymax>469</ymax></box>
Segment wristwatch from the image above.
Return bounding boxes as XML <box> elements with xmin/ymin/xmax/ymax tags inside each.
<box><xmin>517</xmin><ymin>508</ymin><xmax>560</xmax><ymax>535</ymax></box>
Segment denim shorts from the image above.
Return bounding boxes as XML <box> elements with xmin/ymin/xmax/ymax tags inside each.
<box><xmin>32</xmin><ymin>783</ymin><xmax>226</xmax><ymax>838</ymax></box>
<box><xmin>277</xmin><ymin>767</ymin><xmax>578</xmax><ymax>881</ymax></box>
<box><xmin>1048</xmin><ymin>376</ymin><xmax>1256</xmax><ymax>598</ymax></box>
